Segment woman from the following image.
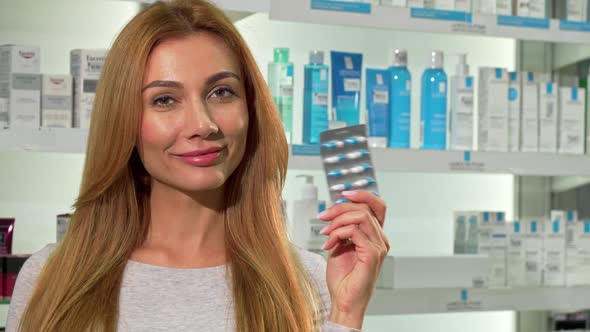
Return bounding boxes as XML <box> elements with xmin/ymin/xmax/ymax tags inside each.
<box><xmin>7</xmin><ymin>0</ymin><xmax>390</xmax><ymax>331</ymax></box>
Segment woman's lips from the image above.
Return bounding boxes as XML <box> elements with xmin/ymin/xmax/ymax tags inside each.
<box><xmin>175</xmin><ymin>147</ymin><xmax>224</xmax><ymax>166</ymax></box>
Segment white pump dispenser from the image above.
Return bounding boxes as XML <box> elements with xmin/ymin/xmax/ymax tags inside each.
<box><xmin>291</xmin><ymin>175</ymin><xmax>320</xmax><ymax>249</ymax></box>
<box><xmin>449</xmin><ymin>53</ymin><xmax>475</xmax><ymax>151</ymax></box>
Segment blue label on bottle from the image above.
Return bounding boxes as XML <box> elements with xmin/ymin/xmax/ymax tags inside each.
<box><xmin>585</xmin><ymin>221</ymin><xmax>590</xmax><ymax>234</ymax></box>
<box><xmin>553</xmin><ymin>220</ymin><xmax>560</xmax><ymax>233</ymax></box>
<box><xmin>546</xmin><ymin>83</ymin><xmax>553</xmax><ymax>94</ymax></box>
<box><xmin>531</xmin><ymin>221</ymin><xmax>537</xmax><ymax>233</ymax></box>
<box><xmin>514</xmin><ymin>221</ymin><xmax>520</xmax><ymax>233</ymax></box>
<box><xmin>560</xmin><ymin>20</ymin><xmax>590</xmax><ymax>32</ymax></box>
<box><xmin>572</xmin><ymin>87</ymin><xmax>578</xmax><ymax>101</ymax></box>
<box><xmin>497</xmin><ymin>212</ymin><xmax>505</xmax><ymax>222</ymax></box>
<box><xmin>311</xmin><ymin>0</ymin><xmax>371</xmax><ymax>13</ymax></box>
<box><xmin>527</xmin><ymin>72</ymin><xmax>535</xmax><ymax>82</ymax></box>
<box><xmin>495</xmin><ymin>68</ymin><xmax>502</xmax><ymax>79</ymax></box>
<box><xmin>291</xmin><ymin>144</ymin><xmax>321</xmax><ymax>156</ymax></box>
<box><xmin>509</xmin><ymin>72</ymin><xmax>517</xmax><ymax>81</ymax></box>
<box><xmin>497</xmin><ymin>15</ymin><xmax>550</xmax><ymax>29</ymax></box>
<box><xmin>286</xmin><ymin>65</ymin><xmax>293</xmax><ymax>77</ymax></box>
<box><xmin>509</xmin><ymin>87</ymin><xmax>518</xmax><ymax>101</ymax></box>
<box><xmin>484</xmin><ymin>212</ymin><xmax>490</xmax><ymax>222</ymax></box>
<box><xmin>411</xmin><ymin>8</ymin><xmax>472</xmax><ymax>22</ymax></box>
<box><xmin>461</xmin><ymin>289</ymin><xmax>468</xmax><ymax>302</ymax></box>
<box><xmin>466</xmin><ymin>77</ymin><xmax>473</xmax><ymax>88</ymax></box>
<box><xmin>568</xmin><ymin>210</ymin><xmax>575</xmax><ymax>221</ymax></box>
<box><xmin>464</xmin><ymin>151</ymin><xmax>471</xmax><ymax>161</ymax></box>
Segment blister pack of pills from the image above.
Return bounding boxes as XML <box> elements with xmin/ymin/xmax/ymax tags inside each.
<box><xmin>320</xmin><ymin>124</ymin><xmax>379</xmax><ymax>204</ymax></box>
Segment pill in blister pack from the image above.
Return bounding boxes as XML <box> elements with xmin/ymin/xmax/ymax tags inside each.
<box><xmin>322</xmin><ymin>136</ymin><xmax>368</xmax><ymax>149</ymax></box>
<box><xmin>320</xmin><ymin>125</ymin><xmax>379</xmax><ymax>204</ymax></box>
<box><xmin>324</xmin><ymin>150</ymin><xmax>369</xmax><ymax>164</ymax></box>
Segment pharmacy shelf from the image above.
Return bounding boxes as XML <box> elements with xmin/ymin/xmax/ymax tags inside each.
<box><xmin>0</xmin><ymin>128</ymin><xmax>88</xmax><ymax>154</ymax></box>
<box><xmin>123</xmin><ymin>0</ymin><xmax>270</xmax><ymax>13</ymax></box>
<box><xmin>270</xmin><ymin>1</ymin><xmax>590</xmax><ymax>45</ymax></box>
<box><xmin>367</xmin><ymin>286</ymin><xmax>590</xmax><ymax>315</ymax></box>
<box><xmin>289</xmin><ymin>148</ymin><xmax>590</xmax><ymax>176</ymax></box>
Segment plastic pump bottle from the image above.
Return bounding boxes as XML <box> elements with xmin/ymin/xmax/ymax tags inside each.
<box><xmin>291</xmin><ymin>175</ymin><xmax>319</xmax><ymax>248</ymax></box>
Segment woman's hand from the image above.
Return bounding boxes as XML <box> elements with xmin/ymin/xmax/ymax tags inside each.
<box><xmin>318</xmin><ymin>190</ymin><xmax>389</xmax><ymax>330</ymax></box>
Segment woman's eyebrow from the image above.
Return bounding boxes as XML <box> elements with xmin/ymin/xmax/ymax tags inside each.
<box><xmin>142</xmin><ymin>80</ymin><xmax>184</xmax><ymax>92</ymax></box>
<box><xmin>205</xmin><ymin>71</ymin><xmax>241</xmax><ymax>87</ymax></box>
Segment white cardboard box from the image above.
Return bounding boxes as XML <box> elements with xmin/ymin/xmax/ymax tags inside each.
<box><xmin>528</xmin><ymin>0</ymin><xmax>547</xmax><ymax>17</ymax></box>
<box><xmin>455</xmin><ymin>0</ymin><xmax>472</xmax><ymax>11</ymax></box>
<box><xmin>478</xmin><ymin>68</ymin><xmax>509</xmax><ymax>152</ymax></box>
<box><xmin>567</xmin><ymin>220</ymin><xmax>590</xmax><ymax>286</ymax></box>
<box><xmin>70</xmin><ymin>49</ymin><xmax>107</xmax><ymax>128</ymax></box>
<box><xmin>559</xmin><ymin>87</ymin><xmax>586</xmax><ymax>154</ymax></box>
<box><xmin>507</xmin><ymin>221</ymin><xmax>527</xmax><ymax>287</ymax></box>
<box><xmin>474</xmin><ymin>0</ymin><xmax>497</xmax><ymax>14</ymax></box>
<box><xmin>521</xmin><ymin>72</ymin><xmax>539</xmax><ymax>152</ymax></box>
<box><xmin>524</xmin><ymin>219</ymin><xmax>544</xmax><ymax>286</ymax></box>
<box><xmin>539</xmin><ymin>82</ymin><xmax>558</xmax><ymax>153</ymax></box>
<box><xmin>496</xmin><ymin>0</ymin><xmax>513</xmax><ymax>14</ymax></box>
<box><xmin>508</xmin><ymin>72</ymin><xmax>522</xmax><ymax>152</ymax></box>
<box><xmin>0</xmin><ymin>72</ymin><xmax>41</xmax><ymax>128</ymax></box>
<box><xmin>377</xmin><ymin>255</ymin><xmax>490</xmax><ymax>289</ymax></box>
<box><xmin>41</xmin><ymin>74</ymin><xmax>73</xmax><ymax>128</ymax></box>
<box><xmin>544</xmin><ymin>217</ymin><xmax>566</xmax><ymax>286</ymax></box>
<box><xmin>0</xmin><ymin>45</ymin><xmax>40</xmax><ymax>74</ymax></box>
<box><xmin>454</xmin><ymin>211</ymin><xmax>469</xmax><ymax>254</ymax></box>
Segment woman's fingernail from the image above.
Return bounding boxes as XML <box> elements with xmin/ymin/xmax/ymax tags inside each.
<box><xmin>341</xmin><ymin>191</ymin><xmax>357</xmax><ymax>197</ymax></box>
<box><xmin>335</xmin><ymin>198</ymin><xmax>350</xmax><ymax>204</ymax></box>
<box><xmin>317</xmin><ymin>211</ymin><xmax>328</xmax><ymax>219</ymax></box>
<box><xmin>322</xmin><ymin>241</ymin><xmax>329</xmax><ymax>250</ymax></box>
<box><xmin>319</xmin><ymin>225</ymin><xmax>329</xmax><ymax>235</ymax></box>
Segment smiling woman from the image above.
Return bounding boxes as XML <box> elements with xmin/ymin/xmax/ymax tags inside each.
<box><xmin>5</xmin><ymin>1</ymin><xmax>388</xmax><ymax>331</ymax></box>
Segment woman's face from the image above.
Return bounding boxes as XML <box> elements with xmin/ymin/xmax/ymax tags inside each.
<box><xmin>139</xmin><ymin>32</ymin><xmax>248</xmax><ymax>193</ymax></box>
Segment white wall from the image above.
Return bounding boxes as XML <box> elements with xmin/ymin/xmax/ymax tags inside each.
<box><xmin>0</xmin><ymin>2</ymin><xmax>517</xmax><ymax>331</ymax></box>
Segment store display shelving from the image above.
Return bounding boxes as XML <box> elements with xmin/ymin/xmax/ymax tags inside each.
<box><xmin>270</xmin><ymin>1</ymin><xmax>590</xmax><ymax>45</ymax></box>
<box><xmin>3</xmin><ymin>128</ymin><xmax>590</xmax><ymax>176</ymax></box>
<box><xmin>367</xmin><ymin>286</ymin><xmax>590</xmax><ymax>315</ymax></box>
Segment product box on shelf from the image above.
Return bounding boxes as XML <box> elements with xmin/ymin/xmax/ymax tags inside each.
<box><xmin>524</xmin><ymin>219</ymin><xmax>543</xmax><ymax>286</ymax></box>
<box><xmin>454</xmin><ymin>211</ymin><xmax>469</xmax><ymax>254</ymax></box>
<box><xmin>565</xmin><ymin>0</ymin><xmax>588</xmax><ymax>21</ymax></box>
<box><xmin>41</xmin><ymin>74</ymin><xmax>73</xmax><ymax>128</ymax></box>
<box><xmin>559</xmin><ymin>87</ymin><xmax>586</xmax><ymax>154</ymax></box>
<box><xmin>539</xmin><ymin>82</ymin><xmax>558</xmax><ymax>153</ymax></box>
<box><xmin>407</xmin><ymin>0</ymin><xmax>425</xmax><ymax>7</ymax></box>
<box><xmin>544</xmin><ymin>217</ymin><xmax>566</xmax><ymax>286</ymax></box>
<box><xmin>567</xmin><ymin>220</ymin><xmax>590</xmax><ymax>286</ymax></box>
<box><xmin>0</xmin><ymin>72</ymin><xmax>41</xmax><ymax>128</ymax></box>
<box><xmin>507</xmin><ymin>221</ymin><xmax>527</xmax><ymax>287</ymax></box>
<box><xmin>0</xmin><ymin>45</ymin><xmax>40</xmax><ymax>74</ymax></box>
<box><xmin>496</xmin><ymin>0</ymin><xmax>514</xmax><ymax>15</ymax></box>
<box><xmin>380</xmin><ymin>0</ymin><xmax>408</xmax><ymax>6</ymax></box>
<box><xmin>508</xmin><ymin>72</ymin><xmax>522</xmax><ymax>152</ymax></box>
<box><xmin>474</xmin><ymin>0</ymin><xmax>496</xmax><ymax>15</ymax></box>
<box><xmin>57</xmin><ymin>213</ymin><xmax>72</xmax><ymax>243</ymax></box>
<box><xmin>521</xmin><ymin>72</ymin><xmax>539</xmax><ymax>152</ymax></box>
<box><xmin>2</xmin><ymin>254</ymin><xmax>30</xmax><ymax>300</ymax></box>
<box><xmin>478</xmin><ymin>68</ymin><xmax>509</xmax><ymax>152</ymax></box>
<box><xmin>70</xmin><ymin>49</ymin><xmax>107</xmax><ymax>129</ymax></box>
<box><xmin>376</xmin><ymin>255</ymin><xmax>489</xmax><ymax>289</ymax></box>
<box><xmin>455</xmin><ymin>0</ymin><xmax>472</xmax><ymax>11</ymax></box>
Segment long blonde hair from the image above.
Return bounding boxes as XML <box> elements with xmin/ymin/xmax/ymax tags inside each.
<box><xmin>19</xmin><ymin>1</ymin><xmax>322</xmax><ymax>331</ymax></box>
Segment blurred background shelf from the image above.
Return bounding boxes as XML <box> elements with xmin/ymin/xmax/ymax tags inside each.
<box><xmin>368</xmin><ymin>287</ymin><xmax>590</xmax><ymax>315</ymax></box>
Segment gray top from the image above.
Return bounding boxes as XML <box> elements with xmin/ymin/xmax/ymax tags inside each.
<box><xmin>6</xmin><ymin>244</ymin><xmax>361</xmax><ymax>332</ymax></box>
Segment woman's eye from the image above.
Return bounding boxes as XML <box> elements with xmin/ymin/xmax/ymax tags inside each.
<box><xmin>152</xmin><ymin>96</ymin><xmax>176</xmax><ymax>107</ymax></box>
<box><xmin>211</xmin><ymin>87</ymin><xmax>235</xmax><ymax>100</ymax></box>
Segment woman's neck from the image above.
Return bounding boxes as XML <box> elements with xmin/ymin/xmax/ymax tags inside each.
<box><xmin>131</xmin><ymin>179</ymin><xmax>227</xmax><ymax>268</ymax></box>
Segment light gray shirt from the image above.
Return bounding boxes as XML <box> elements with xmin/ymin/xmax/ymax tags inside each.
<box><xmin>6</xmin><ymin>244</ymin><xmax>361</xmax><ymax>332</ymax></box>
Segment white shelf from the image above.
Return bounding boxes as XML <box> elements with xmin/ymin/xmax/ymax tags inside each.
<box><xmin>289</xmin><ymin>148</ymin><xmax>590</xmax><ymax>176</ymax></box>
<box><xmin>3</xmin><ymin>129</ymin><xmax>590</xmax><ymax>176</ymax></box>
<box><xmin>0</xmin><ymin>128</ymin><xmax>88</xmax><ymax>154</ymax></box>
<box><xmin>367</xmin><ymin>286</ymin><xmax>590</xmax><ymax>315</ymax></box>
<box><xmin>122</xmin><ymin>0</ymin><xmax>270</xmax><ymax>13</ymax></box>
<box><xmin>270</xmin><ymin>1</ymin><xmax>590</xmax><ymax>45</ymax></box>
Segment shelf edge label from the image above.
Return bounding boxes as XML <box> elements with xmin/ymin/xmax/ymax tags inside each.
<box><xmin>292</xmin><ymin>144</ymin><xmax>321</xmax><ymax>156</ymax></box>
<box><xmin>411</xmin><ymin>8</ymin><xmax>473</xmax><ymax>23</ymax></box>
<box><xmin>311</xmin><ymin>0</ymin><xmax>371</xmax><ymax>14</ymax></box>
<box><xmin>559</xmin><ymin>20</ymin><xmax>590</xmax><ymax>32</ymax></box>
<box><xmin>497</xmin><ymin>15</ymin><xmax>550</xmax><ymax>29</ymax></box>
